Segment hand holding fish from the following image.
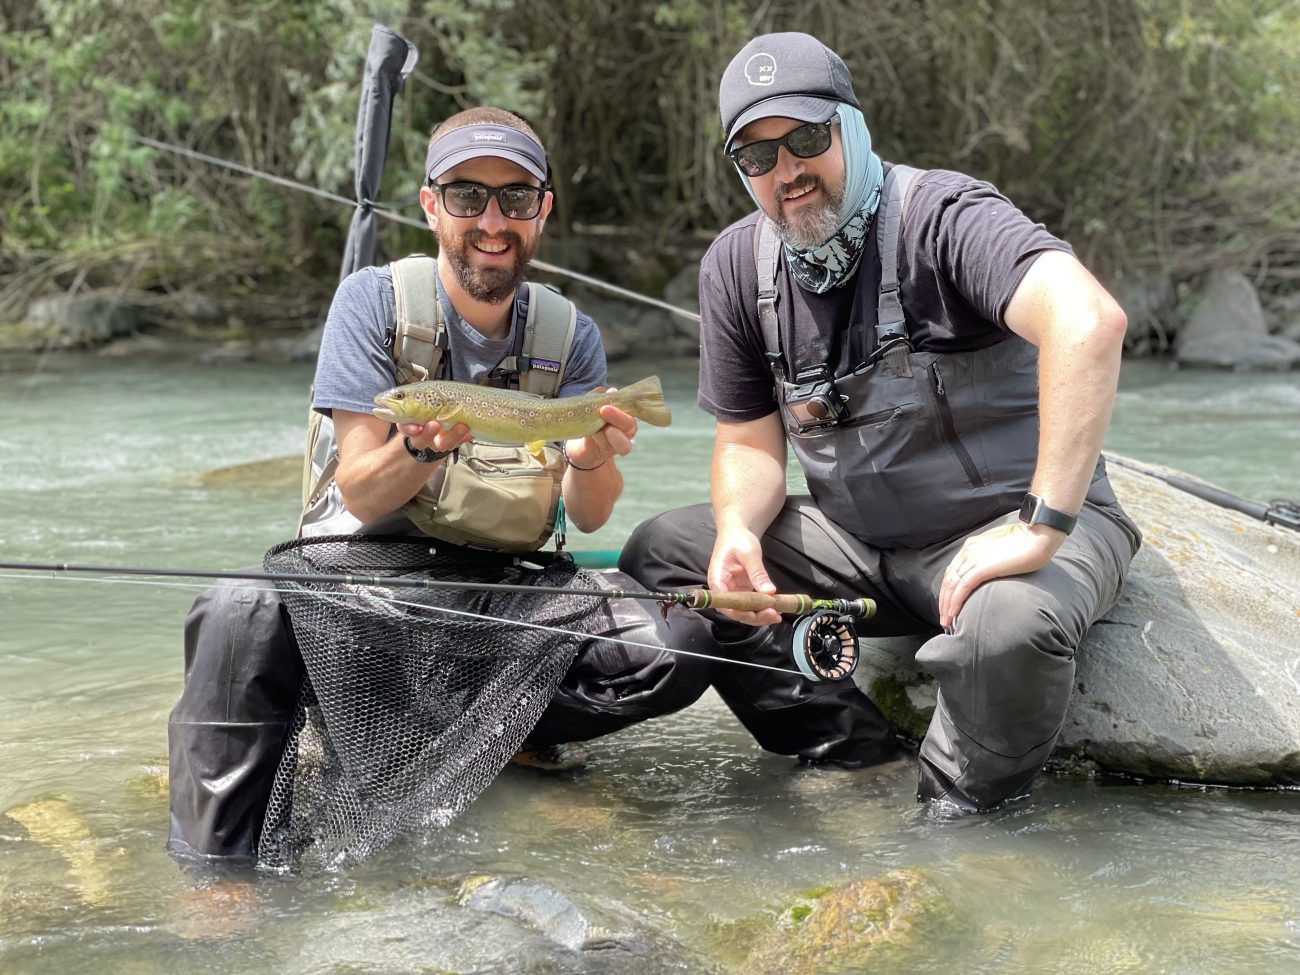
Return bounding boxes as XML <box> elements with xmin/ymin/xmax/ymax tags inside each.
<box><xmin>562</xmin><ymin>400</ymin><xmax>637</xmax><ymax>471</ymax></box>
<box><xmin>397</xmin><ymin>417</ymin><xmax>474</xmax><ymax>456</ymax></box>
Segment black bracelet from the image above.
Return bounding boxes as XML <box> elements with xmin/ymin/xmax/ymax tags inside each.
<box><xmin>561</xmin><ymin>444</ymin><xmax>608</xmax><ymax>472</ymax></box>
<box><xmin>403</xmin><ymin>436</ymin><xmax>451</xmax><ymax>464</ymax></box>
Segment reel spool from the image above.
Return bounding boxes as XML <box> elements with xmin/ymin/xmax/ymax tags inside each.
<box><xmin>791</xmin><ymin>611</ymin><xmax>859</xmax><ymax>682</ymax></box>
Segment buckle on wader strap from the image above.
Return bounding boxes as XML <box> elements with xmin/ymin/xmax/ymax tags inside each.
<box><xmin>874</xmin><ymin>165</ymin><xmax>920</xmax><ymax>379</ymax></box>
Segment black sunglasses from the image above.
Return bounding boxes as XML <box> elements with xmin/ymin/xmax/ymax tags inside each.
<box><xmin>727</xmin><ymin>121</ymin><xmax>836</xmax><ymax>177</ymax></box>
<box><xmin>430</xmin><ymin>180</ymin><xmax>547</xmax><ymax>220</ymax></box>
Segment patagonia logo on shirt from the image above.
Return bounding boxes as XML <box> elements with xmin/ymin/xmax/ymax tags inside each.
<box><xmin>529</xmin><ymin>358</ymin><xmax>561</xmax><ymax>373</ymax></box>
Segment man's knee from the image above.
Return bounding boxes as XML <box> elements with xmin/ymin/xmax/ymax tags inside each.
<box><xmin>620</xmin><ymin>504</ymin><xmax>715</xmax><ymax>581</ymax></box>
<box><xmin>175</xmin><ymin>577</ymin><xmax>303</xmax><ymax>725</ymax></box>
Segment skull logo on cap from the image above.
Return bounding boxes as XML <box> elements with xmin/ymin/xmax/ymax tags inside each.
<box><xmin>744</xmin><ymin>53</ymin><xmax>776</xmax><ymax>86</ymax></box>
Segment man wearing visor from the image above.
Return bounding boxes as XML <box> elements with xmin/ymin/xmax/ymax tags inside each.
<box><xmin>623</xmin><ymin>34</ymin><xmax>1142</xmax><ymax>811</ymax></box>
<box><xmin>167</xmin><ymin>107</ymin><xmax>714</xmax><ymax>863</ymax></box>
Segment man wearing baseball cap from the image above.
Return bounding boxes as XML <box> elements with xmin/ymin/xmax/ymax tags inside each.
<box><xmin>168</xmin><ymin>107</ymin><xmax>715</xmax><ymax>864</ymax></box>
<box><xmin>623</xmin><ymin>34</ymin><xmax>1142</xmax><ymax>812</ymax></box>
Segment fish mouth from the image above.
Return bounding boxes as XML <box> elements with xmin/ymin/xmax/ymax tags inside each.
<box><xmin>372</xmin><ymin>392</ymin><xmax>404</xmax><ymax>423</ymax></box>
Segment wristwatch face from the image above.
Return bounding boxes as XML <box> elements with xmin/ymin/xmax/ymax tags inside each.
<box><xmin>1019</xmin><ymin>494</ymin><xmax>1040</xmax><ymax>524</ymax></box>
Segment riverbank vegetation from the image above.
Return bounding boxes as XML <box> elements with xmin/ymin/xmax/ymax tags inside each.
<box><xmin>2</xmin><ymin>0</ymin><xmax>1298</xmax><ymax>334</ymax></box>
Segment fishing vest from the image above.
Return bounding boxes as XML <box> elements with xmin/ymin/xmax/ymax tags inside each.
<box><xmin>298</xmin><ymin>255</ymin><xmax>578</xmax><ymax>552</ymax></box>
<box><xmin>756</xmin><ymin>165</ymin><xmax>1116</xmax><ymax>549</ymax></box>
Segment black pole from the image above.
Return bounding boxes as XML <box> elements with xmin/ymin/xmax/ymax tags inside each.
<box><xmin>1105</xmin><ymin>454</ymin><xmax>1299</xmax><ymax>531</ymax></box>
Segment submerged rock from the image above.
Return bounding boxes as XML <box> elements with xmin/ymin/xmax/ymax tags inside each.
<box><xmin>297</xmin><ymin>877</ymin><xmax>704</xmax><ymax>973</ymax></box>
<box><xmin>856</xmin><ymin>455</ymin><xmax>1300</xmax><ymax>786</ymax></box>
<box><xmin>194</xmin><ymin>455</ymin><xmax>302</xmax><ymax>490</ymax></box>
<box><xmin>3</xmin><ymin>796</ymin><xmax>124</xmax><ymax>908</ymax></box>
<box><xmin>731</xmin><ymin>869</ymin><xmax>962</xmax><ymax>975</ymax></box>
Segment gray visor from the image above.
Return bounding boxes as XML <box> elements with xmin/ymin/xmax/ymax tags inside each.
<box><xmin>425</xmin><ymin>125</ymin><xmax>548</xmax><ymax>184</ymax></box>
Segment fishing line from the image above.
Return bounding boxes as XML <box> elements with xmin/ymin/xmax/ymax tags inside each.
<box><xmin>131</xmin><ymin>135</ymin><xmax>702</xmax><ymax>323</ymax></box>
<box><xmin>0</xmin><ymin>560</ymin><xmax>874</xmax><ymax>619</ymax></box>
<box><xmin>0</xmin><ymin>569</ymin><xmax>806</xmax><ymax>677</ymax></box>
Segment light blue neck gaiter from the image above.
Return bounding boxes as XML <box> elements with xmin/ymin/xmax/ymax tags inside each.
<box><xmin>737</xmin><ymin>105</ymin><xmax>884</xmax><ymax>294</ymax></box>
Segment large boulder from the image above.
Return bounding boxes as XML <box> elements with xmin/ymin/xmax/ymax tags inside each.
<box><xmin>24</xmin><ymin>293</ymin><xmax>142</xmax><ymax>348</ymax></box>
<box><xmin>1175</xmin><ymin>270</ymin><xmax>1300</xmax><ymax>369</ymax></box>
<box><xmin>856</xmin><ymin>455</ymin><xmax>1300</xmax><ymax>786</ymax></box>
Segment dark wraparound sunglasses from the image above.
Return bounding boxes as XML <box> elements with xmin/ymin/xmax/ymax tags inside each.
<box><xmin>727</xmin><ymin>121</ymin><xmax>836</xmax><ymax>177</ymax></box>
<box><xmin>430</xmin><ymin>181</ymin><xmax>547</xmax><ymax>220</ymax></box>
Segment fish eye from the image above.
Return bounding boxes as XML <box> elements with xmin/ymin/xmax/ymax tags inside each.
<box><xmin>393</xmin><ymin>391</ymin><xmax>406</xmax><ymax>400</ymax></box>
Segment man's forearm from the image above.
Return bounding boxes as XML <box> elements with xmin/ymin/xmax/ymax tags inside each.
<box><xmin>1004</xmin><ymin>250</ymin><xmax>1129</xmax><ymax>516</ymax></box>
<box><xmin>337</xmin><ymin>434</ymin><xmax>444</xmax><ymax>523</ymax></box>
<box><xmin>562</xmin><ymin>461</ymin><xmax>623</xmax><ymax>532</ymax></box>
<box><xmin>1031</xmin><ymin>323</ymin><xmax>1124</xmax><ymax>514</ymax></box>
<box><xmin>711</xmin><ymin>418</ymin><xmax>788</xmax><ymax>537</ymax></box>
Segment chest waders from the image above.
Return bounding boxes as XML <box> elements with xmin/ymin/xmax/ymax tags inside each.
<box><xmin>298</xmin><ymin>255</ymin><xmax>579</xmax><ymax>551</ymax></box>
<box><xmin>755</xmin><ymin>167</ymin><xmax>1114</xmax><ymax>550</ymax></box>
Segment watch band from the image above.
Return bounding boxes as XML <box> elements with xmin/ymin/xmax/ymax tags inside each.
<box><xmin>403</xmin><ymin>436</ymin><xmax>451</xmax><ymax>464</ymax></box>
<box><xmin>1018</xmin><ymin>492</ymin><xmax>1078</xmax><ymax>535</ymax></box>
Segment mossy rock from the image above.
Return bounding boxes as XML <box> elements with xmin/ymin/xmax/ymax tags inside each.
<box><xmin>741</xmin><ymin>869</ymin><xmax>964</xmax><ymax>974</ymax></box>
<box><xmin>867</xmin><ymin>674</ymin><xmax>931</xmax><ymax>741</ymax></box>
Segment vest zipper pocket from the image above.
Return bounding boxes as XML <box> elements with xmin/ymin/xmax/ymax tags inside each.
<box><xmin>840</xmin><ymin>407</ymin><xmax>907</xmax><ymax>430</ymax></box>
<box><xmin>930</xmin><ymin>364</ymin><xmax>985</xmax><ymax>488</ymax></box>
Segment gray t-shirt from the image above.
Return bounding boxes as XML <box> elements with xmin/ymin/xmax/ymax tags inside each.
<box><xmin>312</xmin><ymin>265</ymin><xmax>607</xmax><ymax>418</ymax></box>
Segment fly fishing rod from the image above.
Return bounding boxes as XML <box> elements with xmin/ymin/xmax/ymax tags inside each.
<box><xmin>1105</xmin><ymin>454</ymin><xmax>1300</xmax><ymax>532</ymax></box>
<box><xmin>0</xmin><ymin>559</ymin><xmax>872</xmax><ymax>681</ymax></box>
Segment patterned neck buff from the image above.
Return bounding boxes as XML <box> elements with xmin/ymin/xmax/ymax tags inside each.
<box><xmin>738</xmin><ymin>105</ymin><xmax>884</xmax><ymax>294</ymax></box>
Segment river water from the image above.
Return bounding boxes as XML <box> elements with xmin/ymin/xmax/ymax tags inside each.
<box><xmin>0</xmin><ymin>351</ymin><xmax>1297</xmax><ymax>973</ymax></box>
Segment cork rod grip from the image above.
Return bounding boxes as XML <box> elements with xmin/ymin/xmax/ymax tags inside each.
<box><xmin>682</xmin><ymin>590</ymin><xmax>813</xmax><ymax>614</ymax></box>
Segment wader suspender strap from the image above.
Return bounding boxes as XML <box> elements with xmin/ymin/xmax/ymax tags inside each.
<box><xmin>875</xmin><ymin>164</ymin><xmax>920</xmax><ymax>347</ymax></box>
<box><xmin>753</xmin><ymin>217</ymin><xmax>784</xmax><ymax>384</ymax></box>
<box><xmin>392</xmin><ymin>255</ymin><xmax>448</xmax><ymax>384</ymax></box>
<box><xmin>753</xmin><ymin>165</ymin><xmax>923</xmax><ymax>379</ymax></box>
<box><xmin>498</xmin><ymin>283</ymin><xmax>577</xmax><ymax>397</ymax></box>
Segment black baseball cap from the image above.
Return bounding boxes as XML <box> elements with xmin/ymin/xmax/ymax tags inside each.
<box><xmin>719</xmin><ymin>33</ymin><xmax>860</xmax><ymax>152</ymax></box>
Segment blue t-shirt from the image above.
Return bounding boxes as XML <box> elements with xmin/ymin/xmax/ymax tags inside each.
<box><xmin>312</xmin><ymin>265</ymin><xmax>607</xmax><ymax>418</ymax></box>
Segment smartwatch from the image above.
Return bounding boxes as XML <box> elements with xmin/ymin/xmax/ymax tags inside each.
<box><xmin>403</xmin><ymin>436</ymin><xmax>451</xmax><ymax>464</ymax></box>
<box><xmin>1018</xmin><ymin>493</ymin><xmax>1078</xmax><ymax>535</ymax></box>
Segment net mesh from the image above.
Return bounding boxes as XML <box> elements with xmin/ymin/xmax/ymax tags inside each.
<box><xmin>257</xmin><ymin>535</ymin><xmax>609</xmax><ymax>871</ymax></box>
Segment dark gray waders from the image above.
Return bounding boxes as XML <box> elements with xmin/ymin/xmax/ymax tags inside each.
<box><xmin>621</xmin><ymin>165</ymin><xmax>1140</xmax><ymax>809</ymax></box>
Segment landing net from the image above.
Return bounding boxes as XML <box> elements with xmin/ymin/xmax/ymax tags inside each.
<box><xmin>257</xmin><ymin>535</ymin><xmax>608</xmax><ymax>871</ymax></box>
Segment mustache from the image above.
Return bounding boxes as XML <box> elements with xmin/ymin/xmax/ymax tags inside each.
<box><xmin>774</xmin><ymin>175</ymin><xmax>822</xmax><ymax>205</ymax></box>
<box><xmin>465</xmin><ymin>229</ymin><xmax>524</xmax><ymax>251</ymax></box>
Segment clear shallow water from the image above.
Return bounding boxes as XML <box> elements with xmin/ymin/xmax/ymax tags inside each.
<box><xmin>0</xmin><ymin>351</ymin><xmax>1297</xmax><ymax>974</ymax></box>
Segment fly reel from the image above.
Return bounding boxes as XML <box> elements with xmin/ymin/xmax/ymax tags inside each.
<box><xmin>791</xmin><ymin>611</ymin><xmax>859</xmax><ymax>682</ymax></box>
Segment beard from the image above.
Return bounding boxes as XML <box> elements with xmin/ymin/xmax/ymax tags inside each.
<box><xmin>438</xmin><ymin>227</ymin><xmax>538</xmax><ymax>304</ymax></box>
<box><xmin>770</xmin><ymin>174</ymin><xmax>845</xmax><ymax>251</ymax></box>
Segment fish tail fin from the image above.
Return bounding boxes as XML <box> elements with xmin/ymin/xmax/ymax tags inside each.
<box><xmin>619</xmin><ymin>376</ymin><xmax>672</xmax><ymax>428</ymax></box>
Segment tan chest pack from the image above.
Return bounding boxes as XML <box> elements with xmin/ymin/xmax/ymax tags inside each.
<box><xmin>298</xmin><ymin>255</ymin><xmax>578</xmax><ymax>551</ymax></box>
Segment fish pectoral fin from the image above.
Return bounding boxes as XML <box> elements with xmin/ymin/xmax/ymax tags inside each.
<box><xmin>526</xmin><ymin>440</ymin><xmax>548</xmax><ymax>460</ymax></box>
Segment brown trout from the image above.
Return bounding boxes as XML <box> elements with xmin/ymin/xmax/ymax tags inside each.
<box><xmin>372</xmin><ymin>375</ymin><xmax>672</xmax><ymax>444</ymax></box>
